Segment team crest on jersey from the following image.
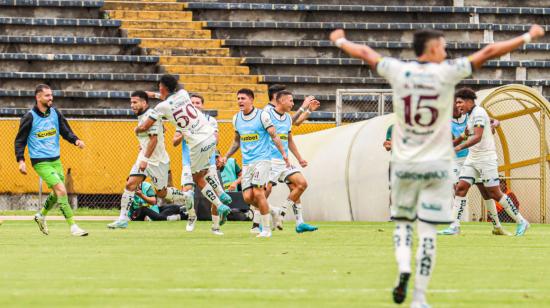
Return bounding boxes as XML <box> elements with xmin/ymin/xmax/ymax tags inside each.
<box><xmin>240</xmin><ymin>134</ymin><xmax>259</xmax><ymax>142</ymax></box>
<box><xmin>36</xmin><ymin>128</ymin><xmax>56</xmax><ymax>139</ymax></box>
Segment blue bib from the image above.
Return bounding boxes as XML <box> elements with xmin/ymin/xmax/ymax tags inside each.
<box><xmin>451</xmin><ymin>115</ymin><xmax>469</xmax><ymax>158</ymax></box>
<box><xmin>268</xmin><ymin>108</ymin><xmax>291</xmax><ymax>160</ymax></box>
<box><xmin>28</xmin><ymin>108</ymin><xmax>60</xmax><ymax>159</ymax></box>
<box><xmin>235</xmin><ymin>109</ymin><xmax>272</xmax><ymax>164</ymax></box>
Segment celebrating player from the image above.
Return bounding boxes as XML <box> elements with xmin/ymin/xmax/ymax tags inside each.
<box><xmin>439</xmin><ymin>88</ymin><xmax>511</xmax><ymax>236</ymax></box>
<box><xmin>108</xmin><ymin>91</ymin><xmax>193</xmax><ymax>229</ymax></box>
<box><xmin>222</xmin><ymin>88</ymin><xmax>289</xmax><ymax>238</ymax></box>
<box><xmin>331</xmin><ymin>23</ymin><xmax>544</xmax><ymax>307</ymax></box>
<box><xmin>14</xmin><ymin>84</ymin><xmax>88</xmax><ymax>236</ymax></box>
<box><xmin>265</xmin><ymin>90</ymin><xmax>318</xmax><ymax>233</ymax></box>
<box><xmin>440</xmin><ymin>87</ymin><xmax>530</xmax><ymax>236</ymax></box>
<box><xmin>138</xmin><ymin>75</ymin><xmax>232</xmax><ymax>225</ymax></box>
<box><xmin>173</xmin><ymin>93</ymin><xmax>232</xmax><ymax>235</ymax></box>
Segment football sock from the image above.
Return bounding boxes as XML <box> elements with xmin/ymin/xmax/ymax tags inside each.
<box><xmin>165</xmin><ymin>187</ymin><xmax>191</xmax><ymax>206</ymax></box>
<box><xmin>252</xmin><ymin>208</ymin><xmax>261</xmax><ymax>227</ymax></box>
<box><xmin>261</xmin><ymin>214</ymin><xmax>271</xmax><ymax>231</ymax></box>
<box><xmin>201</xmin><ymin>184</ymin><xmax>223</xmax><ymax>208</ymax></box>
<box><xmin>281</xmin><ymin>199</ymin><xmax>294</xmax><ymax>216</ymax></box>
<box><xmin>485</xmin><ymin>199</ymin><xmax>502</xmax><ymax>228</ymax></box>
<box><xmin>499</xmin><ymin>194</ymin><xmax>525</xmax><ymax>223</ymax></box>
<box><xmin>451</xmin><ymin>196</ymin><xmax>467</xmax><ymax>228</ymax></box>
<box><xmin>292</xmin><ymin>203</ymin><xmax>304</xmax><ymax>226</ymax></box>
<box><xmin>212</xmin><ymin>215</ymin><xmax>220</xmax><ymax>229</ymax></box>
<box><xmin>205</xmin><ymin>172</ymin><xmax>225</xmax><ymax>196</ymax></box>
<box><xmin>413</xmin><ymin>221</ymin><xmax>437</xmax><ymax>304</ymax></box>
<box><xmin>119</xmin><ymin>189</ymin><xmax>134</xmax><ymax>221</ymax></box>
<box><xmin>393</xmin><ymin>221</ymin><xmax>413</xmax><ymax>274</ymax></box>
<box><xmin>40</xmin><ymin>193</ymin><xmax>57</xmax><ymax>216</ymax></box>
<box><xmin>57</xmin><ymin>195</ymin><xmax>75</xmax><ymax>226</ymax></box>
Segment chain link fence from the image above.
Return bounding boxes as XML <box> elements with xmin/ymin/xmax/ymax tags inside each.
<box><xmin>335</xmin><ymin>89</ymin><xmax>393</xmax><ymax>126</ymax></box>
<box><xmin>0</xmin><ymin>117</ymin><xmax>335</xmax><ymax>211</ymax></box>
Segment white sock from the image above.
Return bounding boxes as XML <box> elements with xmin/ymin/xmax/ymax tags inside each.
<box><xmin>212</xmin><ymin>215</ymin><xmax>220</xmax><ymax>229</ymax></box>
<box><xmin>187</xmin><ymin>207</ymin><xmax>196</xmax><ymax>218</ymax></box>
<box><xmin>485</xmin><ymin>199</ymin><xmax>501</xmax><ymax>228</ymax></box>
<box><xmin>393</xmin><ymin>221</ymin><xmax>413</xmax><ymax>274</ymax></box>
<box><xmin>292</xmin><ymin>203</ymin><xmax>304</xmax><ymax>226</ymax></box>
<box><xmin>499</xmin><ymin>194</ymin><xmax>525</xmax><ymax>223</ymax></box>
<box><xmin>253</xmin><ymin>209</ymin><xmax>261</xmax><ymax>225</ymax></box>
<box><xmin>281</xmin><ymin>199</ymin><xmax>294</xmax><ymax>216</ymax></box>
<box><xmin>166</xmin><ymin>214</ymin><xmax>181</xmax><ymax>221</ymax></box>
<box><xmin>261</xmin><ymin>214</ymin><xmax>271</xmax><ymax>231</ymax></box>
<box><xmin>451</xmin><ymin>196</ymin><xmax>467</xmax><ymax>228</ymax></box>
<box><xmin>165</xmin><ymin>187</ymin><xmax>192</xmax><ymax>206</ymax></box>
<box><xmin>413</xmin><ymin>221</ymin><xmax>437</xmax><ymax>304</ymax></box>
<box><xmin>201</xmin><ymin>183</ymin><xmax>223</xmax><ymax>208</ymax></box>
<box><xmin>119</xmin><ymin>189</ymin><xmax>134</xmax><ymax>221</ymax></box>
<box><xmin>206</xmin><ymin>171</ymin><xmax>225</xmax><ymax>196</ymax></box>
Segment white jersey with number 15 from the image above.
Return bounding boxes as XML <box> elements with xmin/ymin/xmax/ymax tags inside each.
<box><xmin>377</xmin><ymin>57</ymin><xmax>472</xmax><ymax>163</ymax></box>
<box><xmin>151</xmin><ymin>89</ymin><xmax>214</xmax><ymax>149</ymax></box>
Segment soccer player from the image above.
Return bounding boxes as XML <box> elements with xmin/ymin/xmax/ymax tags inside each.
<box><xmin>440</xmin><ymin>87</ymin><xmax>529</xmax><ymax>236</ymax></box>
<box><xmin>138</xmin><ymin>75</ymin><xmax>232</xmax><ymax>225</ymax></box>
<box><xmin>173</xmin><ymin>93</ymin><xmax>232</xmax><ymax>235</ymax></box>
<box><xmin>108</xmin><ymin>91</ymin><xmax>193</xmax><ymax>229</ymax></box>
<box><xmin>14</xmin><ymin>84</ymin><xmax>88</xmax><ymax>236</ymax></box>
<box><xmin>266</xmin><ymin>90</ymin><xmax>318</xmax><ymax>233</ymax></box>
<box><xmin>222</xmin><ymin>88</ymin><xmax>289</xmax><ymax>238</ymax></box>
<box><xmin>439</xmin><ymin>89</ymin><xmax>511</xmax><ymax>236</ymax></box>
<box><xmin>331</xmin><ymin>24</ymin><xmax>544</xmax><ymax>307</ymax></box>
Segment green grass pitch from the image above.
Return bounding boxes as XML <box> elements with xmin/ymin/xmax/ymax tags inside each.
<box><xmin>1</xmin><ymin>221</ymin><xmax>549</xmax><ymax>307</ymax></box>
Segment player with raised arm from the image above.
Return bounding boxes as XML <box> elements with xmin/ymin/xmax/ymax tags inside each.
<box><xmin>173</xmin><ymin>94</ymin><xmax>232</xmax><ymax>235</ymax></box>
<box><xmin>331</xmin><ymin>23</ymin><xmax>544</xmax><ymax>307</ymax></box>
<box><xmin>222</xmin><ymin>88</ymin><xmax>290</xmax><ymax>238</ymax></box>
<box><xmin>138</xmin><ymin>75</ymin><xmax>232</xmax><ymax>226</ymax></box>
<box><xmin>14</xmin><ymin>84</ymin><xmax>88</xmax><ymax>236</ymax></box>
<box><xmin>108</xmin><ymin>91</ymin><xmax>193</xmax><ymax>229</ymax></box>
<box><xmin>440</xmin><ymin>87</ymin><xmax>529</xmax><ymax>236</ymax></box>
<box><xmin>266</xmin><ymin>90</ymin><xmax>318</xmax><ymax>233</ymax></box>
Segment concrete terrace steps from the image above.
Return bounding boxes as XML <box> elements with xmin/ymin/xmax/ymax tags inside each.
<box><xmin>106</xmin><ymin>10</ymin><xmax>192</xmax><ymax>20</ymax></box>
<box><xmin>163</xmin><ymin>65</ymin><xmax>250</xmax><ymax>75</ymax></box>
<box><xmin>121</xmin><ymin>20</ymin><xmax>204</xmax><ymax>29</ymax></box>
<box><xmin>138</xmin><ymin>38</ymin><xmax>222</xmax><ymax>49</ymax></box>
<box><xmin>0</xmin><ymin>0</ymin><xmax>104</xmax><ymax>7</ymax></box>
<box><xmin>158</xmin><ymin>56</ymin><xmax>241</xmax><ymax>66</ymax></box>
<box><xmin>0</xmin><ymin>17</ymin><xmax>120</xmax><ymax>27</ymax></box>
<box><xmin>0</xmin><ymin>53</ymin><xmax>158</xmax><ymax>63</ymax></box>
<box><xmin>144</xmin><ymin>48</ymin><xmax>230</xmax><ymax>57</ymax></box>
<box><xmin>0</xmin><ymin>35</ymin><xmax>139</xmax><ymax>45</ymax></box>
<box><xmin>103</xmin><ymin>1</ymin><xmax>185</xmax><ymax>11</ymax></box>
<box><xmin>125</xmin><ymin>29</ymin><xmax>211</xmax><ymax>39</ymax></box>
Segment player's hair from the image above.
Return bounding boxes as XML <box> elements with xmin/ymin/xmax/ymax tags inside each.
<box><xmin>268</xmin><ymin>84</ymin><xmax>286</xmax><ymax>101</ymax></box>
<box><xmin>455</xmin><ymin>87</ymin><xmax>477</xmax><ymax>101</ymax></box>
<box><xmin>131</xmin><ymin>90</ymin><xmax>149</xmax><ymax>104</ymax></box>
<box><xmin>35</xmin><ymin>84</ymin><xmax>51</xmax><ymax>96</ymax></box>
<box><xmin>413</xmin><ymin>29</ymin><xmax>445</xmax><ymax>57</ymax></box>
<box><xmin>275</xmin><ymin>90</ymin><xmax>293</xmax><ymax>102</ymax></box>
<box><xmin>190</xmin><ymin>93</ymin><xmax>205</xmax><ymax>104</ymax></box>
<box><xmin>159</xmin><ymin>74</ymin><xmax>179</xmax><ymax>93</ymax></box>
<box><xmin>237</xmin><ymin>88</ymin><xmax>255</xmax><ymax>99</ymax></box>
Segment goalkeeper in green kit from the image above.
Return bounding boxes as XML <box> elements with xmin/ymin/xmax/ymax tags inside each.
<box><xmin>14</xmin><ymin>84</ymin><xmax>88</xmax><ymax>236</ymax></box>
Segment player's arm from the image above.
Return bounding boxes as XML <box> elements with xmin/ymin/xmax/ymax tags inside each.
<box><xmin>223</xmin><ymin>132</ymin><xmax>241</xmax><ymax>162</ymax></box>
<box><xmin>469</xmin><ymin>25</ymin><xmax>544</xmax><ymax>70</ymax></box>
<box><xmin>136</xmin><ymin>117</ymin><xmax>155</xmax><ymax>134</ymax></box>
<box><xmin>292</xmin><ymin>96</ymin><xmax>320</xmax><ymax>126</ymax></box>
<box><xmin>490</xmin><ymin>118</ymin><xmax>500</xmax><ymax>134</ymax></box>
<box><xmin>140</xmin><ymin>134</ymin><xmax>157</xmax><ymax>171</ymax></box>
<box><xmin>455</xmin><ymin>126</ymin><xmax>483</xmax><ymax>152</ymax></box>
<box><xmin>173</xmin><ymin>130</ymin><xmax>183</xmax><ymax>147</ymax></box>
<box><xmin>330</xmin><ymin>29</ymin><xmax>381</xmax><ymax>71</ymax></box>
<box><xmin>288</xmin><ymin>132</ymin><xmax>307</xmax><ymax>168</ymax></box>
<box><xmin>14</xmin><ymin>112</ymin><xmax>33</xmax><ymax>174</ymax></box>
<box><xmin>135</xmin><ymin>187</ymin><xmax>157</xmax><ymax>206</ymax></box>
<box><xmin>267</xmin><ymin>126</ymin><xmax>289</xmax><ymax>166</ymax></box>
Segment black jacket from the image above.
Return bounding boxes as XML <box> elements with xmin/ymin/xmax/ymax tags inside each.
<box><xmin>14</xmin><ymin>105</ymin><xmax>79</xmax><ymax>165</ymax></box>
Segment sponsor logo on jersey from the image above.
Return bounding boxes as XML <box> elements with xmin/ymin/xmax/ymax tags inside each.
<box><xmin>36</xmin><ymin>128</ymin><xmax>57</xmax><ymax>139</ymax></box>
<box><xmin>240</xmin><ymin>134</ymin><xmax>259</xmax><ymax>142</ymax></box>
<box><xmin>278</xmin><ymin>133</ymin><xmax>288</xmax><ymax>141</ymax></box>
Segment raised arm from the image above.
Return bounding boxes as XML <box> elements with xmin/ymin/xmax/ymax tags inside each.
<box><xmin>293</xmin><ymin>96</ymin><xmax>321</xmax><ymax>126</ymax></box>
<box><xmin>330</xmin><ymin>29</ymin><xmax>382</xmax><ymax>71</ymax></box>
<box><xmin>469</xmin><ymin>25</ymin><xmax>545</xmax><ymax>70</ymax></box>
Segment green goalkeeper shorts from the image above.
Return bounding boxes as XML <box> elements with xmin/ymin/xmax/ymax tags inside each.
<box><xmin>33</xmin><ymin>159</ymin><xmax>65</xmax><ymax>188</ymax></box>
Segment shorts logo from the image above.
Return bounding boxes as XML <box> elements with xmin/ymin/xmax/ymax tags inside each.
<box><xmin>241</xmin><ymin>134</ymin><xmax>259</xmax><ymax>142</ymax></box>
<box><xmin>36</xmin><ymin>128</ymin><xmax>57</xmax><ymax>139</ymax></box>
<box><xmin>200</xmin><ymin>141</ymin><xmax>216</xmax><ymax>153</ymax></box>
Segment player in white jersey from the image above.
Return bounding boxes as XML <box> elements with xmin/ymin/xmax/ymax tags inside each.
<box><xmin>440</xmin><ymin>89</ymin><xmax>511</xmax><ymax>236</ymax></box>
<box><xmin>331</xmin><ymin>24</ymin><xmax>544</xmax><ymax>307</ymax></box>
<box><xmin>440</xmin><ymin>87</ymin><xmax>529</xmax><ymax>237</ymax></box>
<box><xmin>108</xmin><ymin>91</ymin><xmax>194</xmax><ymax>229</ymax></box>
<box><xmin>173</xmin><ymin>93</ymin><xmax>231</xmax><ymax>235</ymax></box>
<box><xmin>138</xmin><ymin>75</ymin><xmax>232</xmax><ymax>225</ymax></box>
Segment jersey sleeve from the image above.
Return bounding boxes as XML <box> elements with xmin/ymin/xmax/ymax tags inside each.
<box><xmin>149</xmin><ymin>104</ymin><xmax>162</xmax><ymax>121</ymax></box>
<box><xmin>260</xmin><ymin>111</ymin><xmax>273</xmax><ymax>130</ymax></box>
<box><xmin>376</xmin><ymin>57</ymin><xmax>403</xmax><ymax>82</ymax></box>
<box><xmin>441</xmin><ymin>57</ymin><xmax>472</xmax><ymax>84</ymax></box>
<box><xmin>471</xmin><ymin>108</ymin><xmax>488</xmax><ymax>128</ymax></box>
<box><xmin>232</xmin><ymin>114</ymin><xmax>238</xmax><ymax>132</ymax></box>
